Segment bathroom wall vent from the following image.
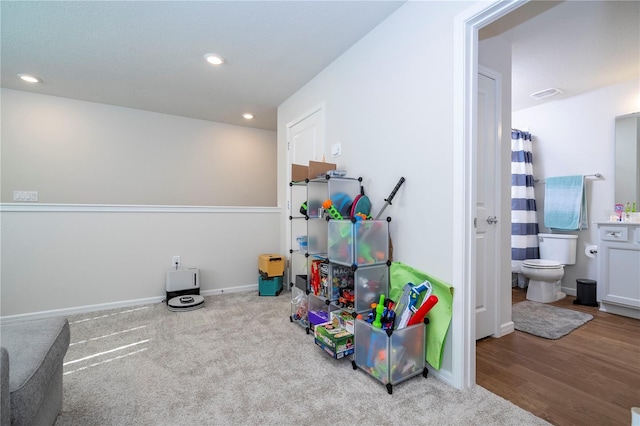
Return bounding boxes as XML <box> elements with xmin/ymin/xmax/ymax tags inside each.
<box><xmin>530</xmin><ymin>87</ymin><xmax>563</xmax><ymax>100</ymax></box>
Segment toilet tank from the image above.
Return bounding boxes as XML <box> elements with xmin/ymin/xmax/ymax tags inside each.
<box><xmin>538</xmin><ymin>233</ymin><xmax>578</xmax><ymax>265</ymax></box>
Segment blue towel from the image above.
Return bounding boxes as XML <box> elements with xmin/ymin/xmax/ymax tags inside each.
<box><xmin>544</xmin><ymin>175</ymin><xmax>587</xmax><ymax>230</ymax></box>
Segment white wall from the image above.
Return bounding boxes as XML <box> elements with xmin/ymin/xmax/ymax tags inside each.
<box><xmin>513</xmin><ymin>78</ymin><xmax>640</xmax><ymax>293</ymax></box>
<box><xmin>1</xmin><ymin>207</ymin><xmax>280</xmax><ymax>318</ymax></box>
<box><xmin>278</xmin><ymin>1</ymin><xmax>473</xmax><ymax>385</ymax></box>
<box><xmin>2</xmin><ymin>89</ymin><xmax>277</xmax><ymax>206</ymax></box>
<box><xmin>1</xmin><ymin>90</ymin><xmax>281</xmax><ymax>319</ymax></box>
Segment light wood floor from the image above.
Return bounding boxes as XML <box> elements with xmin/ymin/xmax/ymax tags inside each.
<box><xmin>476</xmin><ymin>287</ymin><xmax>640</xmax><ymax>426</ymax></box>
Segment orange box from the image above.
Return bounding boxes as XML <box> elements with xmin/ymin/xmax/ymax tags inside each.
<box><xmin>258</xmin><ymin>254</ymin><xmax>284</xmax><ymax>277</ymax></box>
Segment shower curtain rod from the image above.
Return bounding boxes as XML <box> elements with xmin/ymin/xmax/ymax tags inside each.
<box><xmin>534</xmin><ymin>173</ymin><xmax>602</xmax><ymax>183</ymax></box>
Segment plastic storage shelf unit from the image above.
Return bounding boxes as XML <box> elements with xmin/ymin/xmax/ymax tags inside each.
<box><xmin>352</xmin><ymin>318</ymin><xmax>427</xmax><ymax>394</ymax></box>
<box><xmin>328</xmin><ymin>219</ymin><xmax>390</xmax><ymax>267</ymax></box>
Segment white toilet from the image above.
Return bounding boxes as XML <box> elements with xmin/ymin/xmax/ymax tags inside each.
<box><xmin>521</xmin><ymin>233</ymin><xmax>578</xmax><ymax>303</ymax></box>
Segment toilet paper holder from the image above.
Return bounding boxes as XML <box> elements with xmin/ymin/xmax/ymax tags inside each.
<box><xmin>585</xmin><ymin>244</ymin><xmax>598</xmax><ymax>258</ymax></box>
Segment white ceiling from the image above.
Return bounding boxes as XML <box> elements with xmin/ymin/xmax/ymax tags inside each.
<box><xmin>482</xmin><ymin>0</ymin><xmax>639</xmax><ymax>111</ymax></box>
<box><xmin>2</xmin><ymin>1</ymin><xmax>638</xmax><ymax>132</ymax></box>
<box><xmin>0</xmin><ymin>1</ymin><xmax>405</xmax><ymax>131</ymax></box>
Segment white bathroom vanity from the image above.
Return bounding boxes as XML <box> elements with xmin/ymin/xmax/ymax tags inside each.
<box><xmin>596</xmin><ymin>222</ymin><xmax>640</xmax><ymax>319</ymax></box>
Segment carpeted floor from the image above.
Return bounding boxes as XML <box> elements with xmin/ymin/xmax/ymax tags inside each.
<box><xmin>512</xmin><ymin>300</ymin><xmax>593</xmax><ymax>339</ymax></box>
<box><xmin>57</xmin><ymin>291</ymin><xmax>550</xmax><ymax>425</ymax></box>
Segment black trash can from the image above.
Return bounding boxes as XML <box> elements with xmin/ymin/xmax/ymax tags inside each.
<box><xmin>574</xmin><ymin>279</ymin><xmax>598</xmax><ymax>307</ymax></box>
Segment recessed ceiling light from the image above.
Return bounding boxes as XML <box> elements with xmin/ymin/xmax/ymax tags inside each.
<box><xmin>204</xmin><ymin>54</ymin><xmax>225</xmax><ymax>65</ymax></box>
<box><xmin>18</xmin><ymin>74</ymin><xmax>40</xmax><ymax>83</ymax></box>
<box><xmin>243</xmin><ymin>113</ymin><xmax>254</xmax><ymax>120</ymax></box>
<box><xmin>530</xmin><ymin>88</ymin><xmax>563</xmax><ymax>100</ymax></box>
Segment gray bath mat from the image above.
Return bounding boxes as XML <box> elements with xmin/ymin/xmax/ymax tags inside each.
<box><xmin>512</xmin><ymin>301</ymin><xmax>593</xmax><ymax>339</ymax></box>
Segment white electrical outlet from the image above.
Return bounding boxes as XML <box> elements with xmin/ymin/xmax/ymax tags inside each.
<box><xmin>13</xmin><ymin>191</ymin><xmax>38</xmax><ymax>202</ymax></box>
<box><xmin>172</xmin><ymin>256</ymin><xmax>181</xmax><ymax>268</ymax></box>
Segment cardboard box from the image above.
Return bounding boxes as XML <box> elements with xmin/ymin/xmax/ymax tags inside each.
<box><xmin>291</xmin><ymin>164</ymin><xmax>308</xmax><ymax>182</ymax></box>
<box><xmin>314</xmin><ymin>338</ymin><xmax>354</xmax><ymax>359</ymax></box>
<box><xmin>258</xmin><ymin>254</ymin><xmax>284</xmax><ymax>277</ymax></box>
<box><xmin>308</xmin><ymin>161</ymin><xmax>336</xmax><ymax>179</ymax></box>
<box><xmin>291</xmin><ymin>161</ymin><xmax>337</xmax><ymax>182</ymax></box>
<box><xmin>330</xmin><ymin>310</ymin><xmax>356</xmax><ymax>334</ymax></box>
<box><xmin>314</xmin><ymin>323</ymin><xmax>354</xmax><ymax>355</ymax></box>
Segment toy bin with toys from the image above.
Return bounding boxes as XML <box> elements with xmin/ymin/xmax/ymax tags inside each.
<box><xmin>353</xmin><ymin>264</ymin><xmax>389</xmax><ymax>314</ymax></box>
<box><xmin>328</xmin><ymin>219</ymin><xmax>389</xmax><ymax>267</ymax></box>
<box><xmin>352</xmin><ymin>318</ymin><xmax>427</xmax><ymax>394</ymax></box>
<box><xmin>306</xmin><ymin>177</ymin><xmax>361</xmax><ymax>219</ymax></box>
<box><xmin>307</xmin><ymin>291</ymin><xmax>340</xmax><ymax>331</ymax></box>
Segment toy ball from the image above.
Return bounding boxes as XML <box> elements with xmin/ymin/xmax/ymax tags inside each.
<box><xmin>331</xmin><ymin>192</ymin><xmax>353</xmax><ymax>217</ymax></box>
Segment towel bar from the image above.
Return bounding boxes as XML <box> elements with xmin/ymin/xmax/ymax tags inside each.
<box><xmin>534</xmin><ymin>173</ymin><xmax>602</xmax><ymax>183</ymax></box>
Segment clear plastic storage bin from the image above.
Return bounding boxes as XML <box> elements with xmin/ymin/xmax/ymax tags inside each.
<box><xmin>354</xmin><ymin>264</ymin><xmax>389</xmax><ymax>313</ymax></box>
<box><xmin>306</xmin><ymin>219</ymin><xmax>328</xmax><ymax>255</ymax></box>
<box><xmin>290</xmin><ymin>286</ymin><xmax>309</xmax><ymax>333</ymax></box>
<box><xmin>352</xmin><ymin>318</ymin><xmax>427</xmax><ymax>394</ymax></box>
<box><xmin>307</xmin><ymin>177</ymin><xmax>361</xmax><ymax>219</ymax></box>
<box><xmin>308</xmin><ymin>293</ymin><xmax>339</xmax><ymax>331</ymax></box>
<box><xmin>328</xmin><ymin>220</ymin><xmax>389</xmax><ymax>267</ymax></box>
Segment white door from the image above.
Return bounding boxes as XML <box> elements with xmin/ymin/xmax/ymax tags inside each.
<box><xmin>475</xmin><ymin>70</ymin><xmax>500</xmax><ymax>340</ymax></box>
<box><xmin>285</xmin><ymin>106</ymin><xmax>326</xmax><ymax>276</ymax></box>
<box><xmin>287</xmin><ymin>106</ymin><xmax>325</xmax><ymax>169</ymax></box>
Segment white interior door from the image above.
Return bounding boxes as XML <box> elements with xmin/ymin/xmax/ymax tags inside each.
<box><xmin>285</xmin><ymin>106</ymin><xmax>325</xmax><ymax>278</ymax></box>
<box><xmin>475</xmin><ymin>70</ymin><xmax>500</xmax><ymax>340</ymax></box>
<box><xmin>287</xmin><ymin>106</ymin><xmax>325</xmax><ymax>169</ymax></box>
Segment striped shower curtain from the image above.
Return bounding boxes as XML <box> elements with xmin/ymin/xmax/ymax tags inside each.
<box><xmin>511</xmin><ymin>129</ymin><xmax>539</xmax><ymax>287</ymax></box>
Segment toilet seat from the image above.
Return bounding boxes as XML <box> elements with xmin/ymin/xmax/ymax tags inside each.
<box><xmin>522</xmin><ymin>259</ymin><xmax>562</xmax><ymax>269</ymax></box>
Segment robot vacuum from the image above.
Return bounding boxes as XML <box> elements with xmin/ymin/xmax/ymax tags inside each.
<box><xmin>167</xmin><ymin>294</ymin><xmax>205</xmax><ymax>312</ymax></box>
<box><xmin>166</xmin><ymin>268</ymin><xmax>204</xmax><ymax>312</ymax></box>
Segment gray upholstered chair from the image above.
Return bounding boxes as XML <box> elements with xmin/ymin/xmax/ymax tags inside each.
<box><xmin>1</xmin><ymin>317</ymin><xmax>70</xmax><ymax>426</ymax></box>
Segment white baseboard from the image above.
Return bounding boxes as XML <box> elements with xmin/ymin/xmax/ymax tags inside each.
<box><xmin>429</xmin><ymin>367</ymin><xmax>453</xmax><ymax>387</ymax></box>
<box><xmin>200</xmin><ymin>284</ymin><xmax>258</xmax><ymax>297</ymax></box>
<box><xmin>0</xmin><ymin>284</ymin><xmax>259</xmax><ymax>325</ymax></box>
<box><xmin>497</xmin><ymin>321</ymin><xmax>515</xmax><ymax>337</ymax></box>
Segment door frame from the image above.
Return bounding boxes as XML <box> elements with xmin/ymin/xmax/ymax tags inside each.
<box><xmin>453</xmin><ymin>0</ymin><xmax>527</xmax><ymax>390</ymax></box>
